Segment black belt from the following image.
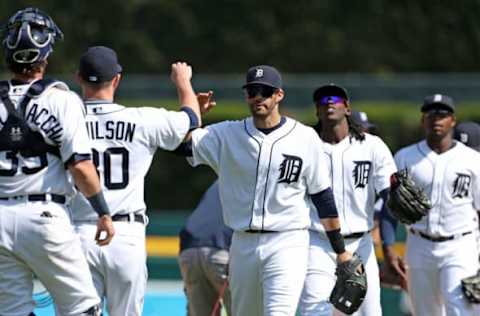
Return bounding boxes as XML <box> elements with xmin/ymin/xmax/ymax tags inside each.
<box><xmin>343</xmin><ymin>230</ymin><xmax>370</xmax><ymax>239</ymax></box>
<box><xmin>244</xmin><ymin>229</ymin><xmax>277</xmax><ymax>234</ymax></box>
<box><xmin>0</xmin><ymin>194</ymin><xmax>66</xmax><ymax>204</ymax></box>
<box><xmin>111</xmin><ymin>213</ymin><xmax>146</xmax><ymax>224</ymax></box>
<box><xmin>410</xmin><ymin>228</ymin><xmax>472</xmax><ymax>242</ymax></box>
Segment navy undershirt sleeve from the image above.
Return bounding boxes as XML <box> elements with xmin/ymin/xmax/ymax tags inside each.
<box><xmin>378</xmin><ymin>188</ymin><xmax>398</xmax><ymax>246</ymax></box>
<box><xmin>310</xmin><ymin>187</ymin><xmax>338</xmax><ymax>218</ymax></box>
<box><xmin>180</xmin><ymin>107</ymin><xmax>200</xmax><ymax>131</ymax></box>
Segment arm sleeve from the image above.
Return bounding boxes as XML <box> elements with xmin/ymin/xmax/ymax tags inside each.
<box><xmin>310</xmin><ymin>187</ymin><xmax>339</xmax><ymax>218</ymax></box>
<box><xmin>378</xmin><ymin>188</ymin><xmax>398</xmax><ymax>246</ymax></box>
<box><xmin>373</xmin><ymin>137</ymin><xmax>397</xmax><ymax>193</ymax></box>
<box><xmin>305</xmin><ymin>129</ymin><xmax>332</xmax><ymax>194</ymax></box>
<box><xmin>55</xmin><ymin>91</ymin><xmax>92</xmax><ymax>164</ymax></box>
<box><xmin>142</xmin><ymin>107</ymin><xmax>190</xmax><ymax>150</ymax></box>
<box><xmin>189</xmin><ymin>123</ymin><xmax>224</xmax><ymax>172</ymax></box>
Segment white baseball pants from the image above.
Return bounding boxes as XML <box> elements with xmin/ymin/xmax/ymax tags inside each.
<box><xmin>299</xmin><ymin>230</ymin><xmax>381</xmax><ymax>316</ymax></box>
<box><xmin>406</xmin><ymin>230</ymin><xmax>480</xmax><ymax>316</ymax></box>
<box><xmin>75</xmin><ymin>221</ymin><xmax>147</xmax><ymax>316</ymax></box>
<box><xmin>0</xmin><ymin>199</ymin><xmax>100</xmax><ymax>316</ymax></box>
<box><xmin>229</xmin><ymin>229</ymin><xmax>309</xmax><ymax>316</ymax></box>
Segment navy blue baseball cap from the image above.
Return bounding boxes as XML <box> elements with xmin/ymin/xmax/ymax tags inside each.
<box><xmin>421</xmin><ymin>94</ymin><xmax>455</xmax><ymax>113</ymax></box>
<box><xmin>313</xmin><ymin>84</ymin><xmax>349</xmax><ymax>102</ymax></box>
<box><xmin>79</xmin><ymin>46</ymin><xmax>122</xmax><ymax>83</ymax></box>
<box><xmin>242</xmin><ymin>65</ymin><xmax>282</xmax><ymax>89</ymax></box>
<box><xmin>454</xmin><ymin>121</ymin><xmax>480</xmax><ymax>151</ymax></box>
<box><xmin>351</xmin><ymin>110</ymin><xmax>375</xmax><ymax>130</ymax></box>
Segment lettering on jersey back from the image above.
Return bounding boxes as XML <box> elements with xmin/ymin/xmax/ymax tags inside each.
<box><xmin>86</xmin><ymin>120</ymin><xmax>136</xmax><ymax>142</ymax></box>
<box><xmin>278</xmin><ymin>154</ymin><xmax>302</xmax><ymax>184</ymax></box>
<box><xmin>24</xmin><ymin>103</ymin><xmax>63</xmax><ymax>145</ymax></box>
<box><xmin>353</xmin><ymin>161</ymin><xmax>371</xmax><ymax>188</ymax></box>
<box><xmin>452</xmin><ymin>173</ymin><xmax>471</xmax><ymax>198</ymax></box>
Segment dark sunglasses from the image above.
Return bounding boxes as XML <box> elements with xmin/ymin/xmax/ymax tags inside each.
<box><xmin>245</xmin><ymin>85</ymin><xmax>277</xmax><ymax>98</ymax></box>
<box><xmin>424</xmin><ymin>109</ymin><xmax>453</xmax><ymax>118</ymax></box>
<box><xmin>316</xmin><ymin>96</ymin><xmax>346</xmax><ymax>106</ymax></box>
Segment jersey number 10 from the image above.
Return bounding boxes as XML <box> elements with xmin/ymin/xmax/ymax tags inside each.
<box><xmin>92</xmin><ymin>147</ymin><xmax>129</xmax><ymax>190</ymax></box>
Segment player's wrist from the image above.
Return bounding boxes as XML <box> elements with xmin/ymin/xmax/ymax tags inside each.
<box><xmin>87</xmin><ymin>191</ymin><xmax>111</xmax><ymax>217</ymax></box>
<box><xmin>326</xmin><ymin>228</ymin><xmax>346</xmax><ymax>254</ymax></box>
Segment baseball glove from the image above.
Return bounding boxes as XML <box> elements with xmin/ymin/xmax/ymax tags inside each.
<box><xmin>329</xmin><ymin>253</ymin><xmax>367</xmax><ymax>315</ymax></box>
<box><xmin>387</xmin><ymin>169</ymin><xmax>432</xmax><ymax>225</ymax></box>
<box><xmin>462</xmin><ymin>270</ymin><xmax>480</xmax><ymax>303</ymax></box>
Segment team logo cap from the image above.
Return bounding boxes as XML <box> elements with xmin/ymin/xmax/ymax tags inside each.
<box><xmin>313</xmin><ymin>83</ymin><xmax>349</xmax><ymax>102</ymax></box>
<box><xmin>350</xmin><ymin>110</ymin><xmax>375</xmax><ymax>130</ymax></box>
<box><xmin>79</xmin><ymin>46</ymin><xmax>122</xmax><ymax>83</ymax></box>
<box><xmin>242</xmin><ymin>65</ymin><xmax>282</xmax><ymax>89</ymax></box>
<box><xmin>421</xmin><ymin>94</ymin><xmax>455</xmax><ymax>113</ymax></box>
<box><xmin>454</xmin><ymin>121</ymin><xmax>480</xmax><ymax>151</ymax></box>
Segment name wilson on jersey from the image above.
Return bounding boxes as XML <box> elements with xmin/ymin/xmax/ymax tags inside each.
<box><xmin>86</xmin><ymin>120</ymin><xmax>136</xmax><ymax>142</ymax></box>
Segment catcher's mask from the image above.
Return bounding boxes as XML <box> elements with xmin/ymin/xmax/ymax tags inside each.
<box><xmin>3</xmin><ymin>7</ymin><xmax>63</xmax><ymax>65</ymax></box>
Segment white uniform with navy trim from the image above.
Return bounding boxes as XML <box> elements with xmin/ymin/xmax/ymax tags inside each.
<box><xmin>189</xmin><ymin>117</ymin><xmax>331</xmax><ymax>316</ymax></box>
<box><xmin>70</xmin><ymin>101</ymin><xmax>190</xmax><ymax>315</ymax></box>
<box><xmin>395</xmin><ymin>140</ymin><xmax>480</xmax><ymax>316</ymax></box>
<box><xmin>300</xmin><ymin>133</ymin><xmax>396</xmax><ymax>316</ymax></box>
<box><xmin>0</xmin><ymin>81</ymin><xmax>100</xmax><ymax>316</ymax></box>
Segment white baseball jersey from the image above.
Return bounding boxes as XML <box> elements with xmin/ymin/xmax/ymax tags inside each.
<box><xmin>189</xmin><ymin>116</ymin><xmax>331</xmax><ymax>231</ymax></box>
<box><xmin>0</xmin><ymin>80</ymin><xmax>100</xmax><ymax>316</ymax></box>
<box><xmin>310</xmin><ymin>133</ymin><xmax>397</xmax><ymax>234</ymax></box>
<box><xmin>395</xmin><ymin>140</ymin><xmax>480</xmax><ymax>236</ymax></box>
<box><xmin>0</xmin><ymin>81</ymin><xmax>91</xmax><ymax>197</ymax></box>
<box><xmin>71</xmin><ymin>101</ymin><xmax>190</xmax><ymax>221</ymax></box>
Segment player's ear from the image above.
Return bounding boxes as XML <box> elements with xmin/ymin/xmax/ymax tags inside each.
<box><xmin>112</xmin><ymin>73</ymin><xmax>121</xmax><ymax>89</ymax></box>
<box><xmin>451</xmin><ymin>114</ymin><xmax>456</xmax><ymax>128</ymax></box>
<box><xmin>274</xmin><ymin>88</ymin><xmax>284</xmax><ymax>103</ymax></box>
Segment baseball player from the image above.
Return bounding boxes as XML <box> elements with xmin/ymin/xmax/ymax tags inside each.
<box><xmin>299</xmin><ymin>84</ymin><xmax>400</xmax><ymax>316</ymax></box>
<box><xmin>178</xmin><ymin>180</ymin><xmax>233</xmax><ymax>316</ymax></box>
<box><xmin>70</xmin><ymin>46</ymin><xmax>201</xmax><ymax>315</ymax></box>
<box><xmin>177</xmin><ymin>65</ymin><xmax>354</xmax><ymax>316</ymax></box>
<box><xmin>0</xmin><ymin>8</ymin><xmax>114</xmax><ymax>316</ymax></box>
<box><xmin>395</xmin><ymin>95</ymin><xmax>480</xmax><ymax>315</ymax></box>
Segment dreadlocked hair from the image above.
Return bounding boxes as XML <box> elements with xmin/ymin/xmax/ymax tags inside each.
<box><xmin>346</xmin><ymin>115</ymin><xmax>365</xmax><ymax>142</ymax></box>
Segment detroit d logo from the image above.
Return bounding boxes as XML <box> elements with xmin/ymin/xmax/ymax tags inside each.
<box><xmin>278</xmin><ymin>154</ymin><xmax>302</xmax><ymax>184</ymax></box>
<box><xmin>353</xmin><ymin>161</ymin><xmax>371</xmax><ymax>188</ymax></box>
<box><xmin>452</xmin><ymin>173</ymin><xmax>471</xmax><ymax>198</ymax></box>
<box><xmin>255</xmin><ymin>69</ymin><xmax>264</xmax><ymax>78</ymax></box>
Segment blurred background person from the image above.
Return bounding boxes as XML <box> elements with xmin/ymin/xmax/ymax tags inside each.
<box><xmin>178</xmin><ymin>180</ymin><xmax>233</xmax><ymax>316</ymax></box>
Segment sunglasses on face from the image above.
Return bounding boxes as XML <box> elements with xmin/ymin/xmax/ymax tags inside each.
<box><xmin>424</xmin><ymin>109</ymin><xmax>453</xmax><ymax>118</ymax></box>
<box><xmin>316</xmin><ymin>96</ymin><xmax>346</xmax><ymax>106</ymax></box>
<box><xmin>245</xmin><ymin>85</ymin><xmax>277</xmax><ymax>98</ymax></box>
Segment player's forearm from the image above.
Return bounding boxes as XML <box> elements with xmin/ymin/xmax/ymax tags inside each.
<box><xmin>378</xmin><ymin>188</ymin><xmax>398</xmax><ymax>246</ymax></box>
<box><xmin>69</xmin><ymin>160</ymin><xmax>111</xmax><ymax>217</ymax></box>
<box><xmin>176</xmin><ymin>82</ymin><xmax>201</xmax><ymax>127</ymax></box>
<box><xmin>311</xmin><ymin>188</ymin><xmax>348</xmax><ymax>255</ymax></box>
<box><xmin>69</xmin><ymin>160</ymin><xmax>101</xmax><ymax>197</ymax></box>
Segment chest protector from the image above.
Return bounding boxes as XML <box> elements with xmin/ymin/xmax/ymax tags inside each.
<box><xmin>0</xmin><ymin>79</ymin><xmax>61</xmax><ymax>158</ymax></box>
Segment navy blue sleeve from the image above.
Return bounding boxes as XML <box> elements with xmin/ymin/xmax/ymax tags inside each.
<box><xmin>180</xmin><ymin>107</ymin><xmax>200</xmax><ymax>131</ymax></box>
<box><xmin>310</xmin><ymin>187</ymin><xmax>338</xmax><ymax>219</ymax></box>
<box><xmin>378</xmin><ymin>188</ymin><xmax>398</xmax><ymax>246</ymax></box>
